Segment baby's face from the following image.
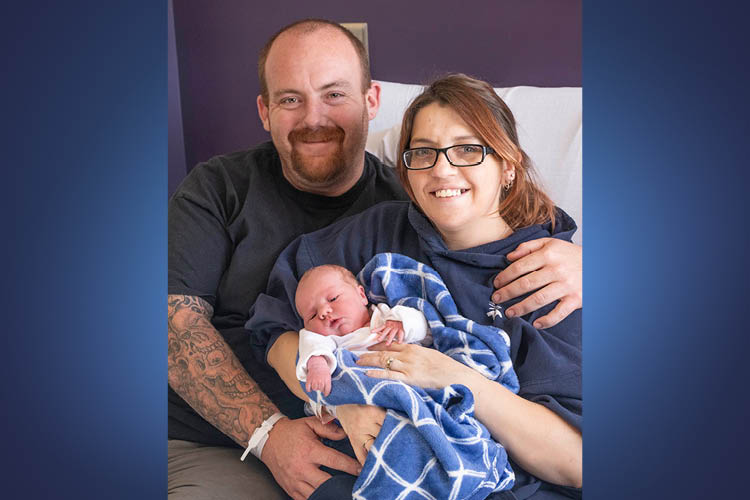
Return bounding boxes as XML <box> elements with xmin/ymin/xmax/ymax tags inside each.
<box><xmin>295</xmin><ymin>268</ymin><xmax>370</xmax><ymax>336</ymax></box>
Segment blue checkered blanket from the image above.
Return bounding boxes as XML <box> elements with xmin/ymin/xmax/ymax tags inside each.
<box><xmin>303</xmin><ymin>253</ymin><xmax>519</xmax><ymax>499</ymax></box>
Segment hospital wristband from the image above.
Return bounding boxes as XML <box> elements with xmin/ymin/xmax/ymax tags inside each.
<box><xmin>240</xmin><ymin>412</ymin><xmax>285</xmax><ymax>461</ymax></box>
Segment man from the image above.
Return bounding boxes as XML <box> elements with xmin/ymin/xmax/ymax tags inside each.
<box><xmin>168</xmin><ymin>18</ymin><xmax>582</xmax><ymax>500</ymax></box>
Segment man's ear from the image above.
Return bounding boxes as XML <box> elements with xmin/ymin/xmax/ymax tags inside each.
<box><xmin>257</xmin><ymin>95</ymin><xmax>271</xmax><ymax>132</ymax></box>
<box><xmin>365</xmin><ymin>81</ymin><xmax>381</xmax><ymax>121</ymax></box>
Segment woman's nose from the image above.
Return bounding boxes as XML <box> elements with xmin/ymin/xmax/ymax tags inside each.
<box><xmin>430</xmin><ymin>150</ymin><xmax>456</xmax><ymax>177</ymax></box>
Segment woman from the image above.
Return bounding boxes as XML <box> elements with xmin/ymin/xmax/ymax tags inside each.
<box><xmin>252</xmin><ymin>73</ymin><xmax>582</xmax><ymax>499</ymax></box>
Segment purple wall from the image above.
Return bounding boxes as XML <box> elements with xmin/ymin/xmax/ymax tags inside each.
<box><xmin>169</xmin><ymin>0</ymin><xmax>581</xmax><ymax>196</ymax></box>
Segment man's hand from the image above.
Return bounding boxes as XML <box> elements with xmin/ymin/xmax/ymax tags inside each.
<box><xmin>335</xmin><ymin>404</ymin><xmax>386</xmax><ymax>466</ymax></box>
<box><xmin>492</xmin><ymin>238</ymin><xmax>582</xmax><ymax>329</ymax></box>
<box><xmin>261</xmin><ymin>416</ymin><xmax>362</xmax><ymax>500</ymax></box>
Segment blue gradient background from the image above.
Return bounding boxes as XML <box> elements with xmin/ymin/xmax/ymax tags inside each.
<box><xmin>583</xmin><ymin>2</ymin><xmax>749</xmax><ymax>498</ymax></box>
<box><xmin>2</xmin><ymin>2</ymin><xmax>166</xmax><ymax>498</ymax></box>
<box><xmin>2</xmin><ymin>1</ymin><xmax>748</xmax><ymax>498</ymax></box>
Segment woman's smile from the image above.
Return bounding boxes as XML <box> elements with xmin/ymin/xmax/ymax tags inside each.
<box><xmin>432</xmin><ymin>188</ymin><xmax>469</xmax><ymax>198</ymax></box>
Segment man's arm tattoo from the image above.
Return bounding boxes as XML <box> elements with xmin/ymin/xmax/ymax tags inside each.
<box><xmin>168</xmin><ymin>294</ymin><xmax>279</xmax><ymax>445</ymax></box>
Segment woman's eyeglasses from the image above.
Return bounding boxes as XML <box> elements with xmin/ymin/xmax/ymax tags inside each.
<box><xmin>402</xmin><ymin>144</ymin><xmax>495</xmax><ymax>170</ymax></box>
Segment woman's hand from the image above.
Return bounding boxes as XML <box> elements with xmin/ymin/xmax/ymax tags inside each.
<box><xmin>335</xmin><ymin>404</ymin><xmax>386</xmax><ymax>466</ymax></box>
<box><xmin>356</xmin><ymin>342</ymin><xmax>473</xmax><ymax>390</ymax></box>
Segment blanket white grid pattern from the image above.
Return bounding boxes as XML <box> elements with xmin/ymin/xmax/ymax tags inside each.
<box><xmin>304</xmin><ymin>253</ymin><xmax>519</xmax><ymax>499</ymax></box>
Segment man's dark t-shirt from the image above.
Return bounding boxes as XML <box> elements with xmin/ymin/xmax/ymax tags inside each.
<box><xmin>167</xmin><ymin>142</ymin><xmax>408</xmax><ymax>446</ymax></box>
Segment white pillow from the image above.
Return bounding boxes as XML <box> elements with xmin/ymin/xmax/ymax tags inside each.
<box><xmin>366</xmin><ymin>80</ymin><xmax>582</xmax><ymax>245</ymax></box>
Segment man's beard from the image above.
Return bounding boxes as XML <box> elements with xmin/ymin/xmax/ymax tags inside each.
<box><xmin>287</xmin><ymin>114</ymin><xmax>367</xmax><ymax>187</ymax></box>
<box><xmin>288</xmin><ymin>126</ymin><xmax>347</xmax><ymax>184</ymax></box>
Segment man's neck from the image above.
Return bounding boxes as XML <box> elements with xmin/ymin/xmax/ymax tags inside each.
<box><xmin>281</xmin><ymin>159</ymin><xmax>366</xmax><ymax>197</ymax></box>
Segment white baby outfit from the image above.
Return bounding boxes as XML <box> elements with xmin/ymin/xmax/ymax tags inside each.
<box><xmin>296</xmin><ymin>303</ymin><xmax>430</xmax><ymax>382</ymax></box>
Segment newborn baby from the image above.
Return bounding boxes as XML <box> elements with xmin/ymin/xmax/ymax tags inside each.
<box><xmin>294</xmin><ymin>264</ymin><xmax>429</xmax><ymax>396</ymax></box>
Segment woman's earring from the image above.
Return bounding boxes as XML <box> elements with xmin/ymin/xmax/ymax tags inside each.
<box><xmin>503</xmin><ymin>171</ymin><xmax>515</xmax><ymax>191</ymax></box>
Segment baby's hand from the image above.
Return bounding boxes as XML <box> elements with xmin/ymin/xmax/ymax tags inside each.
<box><xmin>372</xmin><ymin>320</ymin><xmax>405</xmax><ymax>346</ymax></box>
<box><xmin>306</xmin><ymin>356</ymin><xmax>332</xmax><ymax>396</ymax></box>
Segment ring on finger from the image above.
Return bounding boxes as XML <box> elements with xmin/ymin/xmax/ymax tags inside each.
<box><xmin>385</xmin><ymin>357</ymin><xmax>395</xmax><ymax>370</ymax></box>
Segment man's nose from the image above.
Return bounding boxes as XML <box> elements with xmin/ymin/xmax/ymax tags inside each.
<box><xmin>302</xmin><ymin>98</ymin><xmax>326</xmax><ymax>128</ymax></box>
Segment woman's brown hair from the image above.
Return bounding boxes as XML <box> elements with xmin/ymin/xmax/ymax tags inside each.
<box><xmin>397</xmin><ymin>73</ymin><xmax>557</xmax><ymax>231</ymax></box>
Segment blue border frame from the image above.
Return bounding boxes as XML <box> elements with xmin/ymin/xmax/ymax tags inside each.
<box><xmin>3</xmin><ymin>1</ymin><xmax>748</xmax><ymax>497</ymax></box>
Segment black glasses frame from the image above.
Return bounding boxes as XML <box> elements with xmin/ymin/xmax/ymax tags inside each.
<box><xmin>402</xmin><ymin>144</ymin><xmax>496</xmax><ymax>170</ymax></box>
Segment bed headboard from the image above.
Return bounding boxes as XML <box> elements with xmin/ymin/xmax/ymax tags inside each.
<box><xmin>366</xmin><ymin>81</ymin><xmax>582</xmax><ymax>245</ymax></box>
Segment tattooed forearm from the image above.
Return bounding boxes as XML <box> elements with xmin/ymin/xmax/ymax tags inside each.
<box><xmin>168</xmin><ymin>294</ymin><xmax>280</xmax><ymax>445</ymax></box>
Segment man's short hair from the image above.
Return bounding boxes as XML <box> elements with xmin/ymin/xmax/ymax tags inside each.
<box><xmin>257</xmin><ymin>18</ymin><xmax>372</xmax><ymax>104</ymax></box>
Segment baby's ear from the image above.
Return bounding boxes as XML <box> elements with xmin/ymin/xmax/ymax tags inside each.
<box><xmin>357</xmin><ymin>285</ymin><xmax>368</xmax><ymax>305</ymax></box>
